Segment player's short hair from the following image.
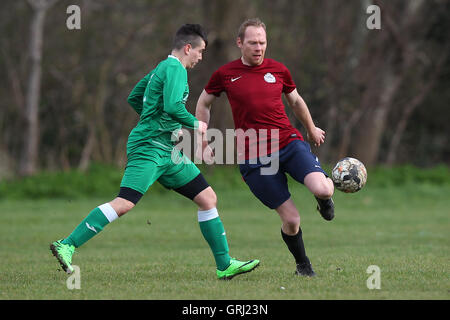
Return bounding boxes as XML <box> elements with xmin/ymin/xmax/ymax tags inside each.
<box><xmin>238</xmin><ymin>18</ymin><xmax>266</xmax><ymax>41</ymax></box>
<box><xmin>173</xmin><ymin>24</ymin><xmax>208</xmax><ymax>50</ymax></box>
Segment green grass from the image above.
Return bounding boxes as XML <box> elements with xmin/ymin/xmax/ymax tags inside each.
<box><xmin>0</xmin><ymin>168</ymin><xmax>449</xmax><ymax>300</ymax></box>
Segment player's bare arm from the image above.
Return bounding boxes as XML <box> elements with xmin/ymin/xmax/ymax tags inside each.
<box><xmin>285</xmin><ymin>89</ymin><xmax>325</xmax><ymax>147</ymax></box>
<box><xmin>196</xmin><ymin>89</ymin><xmax>216</xmax><ymax>124</ymax></box>
<box><xmin>195</xmin><ymin>90</ymin><xmax>217</xmax><ymax>161</ymax></box>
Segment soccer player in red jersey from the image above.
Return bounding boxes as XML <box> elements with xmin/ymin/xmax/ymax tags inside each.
<box><xmin>195</xmin><ymin>18</ymin><xmax>335</xmax><ymax>277</ymax></box>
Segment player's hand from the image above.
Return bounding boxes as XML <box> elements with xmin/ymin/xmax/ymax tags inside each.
<box><xmin>196</xmin><ymin>121</ymin><xmax>208</xmax><ymax>134</ymax></box>
<box><xmin>195</xmin><ymin>140</ymin><xmax>215</xmax><ymax>164</ymax></box>
<box><xmin>171</xmin><ymin>128</ymin><xmax>184</xmax><ymax>141</ymax></box>
<box><xmin>201</xmin><ymin>144</ymin><xmax>215</xmax><ymax>164</ymax></box>
<box><xmin>194</xmin><ymin>121</ymin><xmax>214</xmax><ymax>163</ymax></box>
<box><xmin>307</xmin><ymin>127</ymin><xmax>326</xmax><ymax>147</ymax></box>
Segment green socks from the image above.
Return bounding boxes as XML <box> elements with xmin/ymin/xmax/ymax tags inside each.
<box><xmin>62</xmin><ymin>203</ymin><xmax>119</xmax><ymax>248</ymax></box>
<box><xmin>198</xmin><ymin>208</ymin><xmax>231</xmax><ymax>271</ymax></box>
<box><xmin>61</xmin><ymin>204</ymin><xmax>231</xmax><ymax>271</ymax></box>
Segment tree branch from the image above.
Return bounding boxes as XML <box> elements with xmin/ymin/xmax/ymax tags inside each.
<box><xmin>385</xmin><ymin>44</ymin><xmax>449</xmax><ymax>164</ymax></box>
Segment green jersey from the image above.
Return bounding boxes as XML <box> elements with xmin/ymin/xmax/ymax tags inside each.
<box><xmin>126</xmin><ymin>55</ymin><xmax>198</xmax><ymax>155</ymax></box>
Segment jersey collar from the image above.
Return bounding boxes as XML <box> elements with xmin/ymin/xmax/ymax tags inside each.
<box><xmin>168</xmin><ymin>54</ymin><xmax>185</xmax><ymax>69</ymax></box>
<box><xmin>240</xmin><ymin>56</ymin><xmax>266</xmax><ymax>68</ymax></box>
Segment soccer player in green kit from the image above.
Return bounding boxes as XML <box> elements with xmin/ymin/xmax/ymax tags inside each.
<box><xmin>50</xmin><ymin>24</ymin><xmax>259</xmax><ymax>280</ymax></box>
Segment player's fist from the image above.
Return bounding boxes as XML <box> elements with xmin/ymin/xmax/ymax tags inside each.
<box><xmin>201</xmin><ymin>145</ymin><xmax>215</xmax><ymax>164</ymax></box>
<box><xmin>195</xmin><ymin>141</ymin><xmax>215</xmax><ymax>164</ymax></box>
<box><xmin>196</xmin><ymin>120</ymin><xmax>208</xmax><ymax>134</ymax></box>
<box><xmin>307</xmin><ymin>127</ymin><xmax>325</xmax><ymax>147</ymax></box>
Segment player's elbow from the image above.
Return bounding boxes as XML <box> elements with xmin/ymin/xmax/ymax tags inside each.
<box><xmin>127</xmin><ymin>93</ymin><xmax>137</xmax><ymax>106</ymax></box>
<box><xmin>164</xmin><ymin>102</ymin><xmax>182</xmax><ymax>117</ymax></box>
<box><xmin>127</xmin><ymin>95</ymin><xmax>136</xmax><ymax>109</ymax></box>
<box><xmin>195</xmin><ymin>103</ymin><xmax>210</xmax><ymax>120</ymax></box>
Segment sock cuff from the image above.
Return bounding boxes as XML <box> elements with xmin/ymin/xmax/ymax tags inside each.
<box><xmin>281</xmin><ymin>227</ymin><xmax>302</xmax><ymax>239</ymax></box>
<box><xmin>198</xmin><ymin>207</ymin><xmax>219</xmax><ymax>222</ymax></box>
<box><xmin>98</xmin><ymin>203</ymin><xmax>119</xmax><ymax>223</ymax></box>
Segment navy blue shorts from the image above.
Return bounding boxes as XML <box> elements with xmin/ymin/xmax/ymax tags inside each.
<box><xmin>239</xmin><ymin>140</ymin><xmax>328</xmax><ymax>209</ymax></box>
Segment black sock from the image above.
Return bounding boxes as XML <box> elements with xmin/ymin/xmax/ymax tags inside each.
<box><xmin>315</xmin><ymin>196</ymin><xmax>331</xmax><ymax>206</ymax></box>
<box><xmin>281</xmin><ymin>228</ymin><xmax>310</xmax><ymax>265</ymax></box>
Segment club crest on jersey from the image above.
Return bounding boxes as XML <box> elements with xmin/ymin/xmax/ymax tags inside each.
<box><xmin>264</xmin><ymin>73</ymin><xmax>276</xmax><ymax>83</ymax></box>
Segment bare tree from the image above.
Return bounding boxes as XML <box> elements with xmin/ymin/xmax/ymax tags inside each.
<box><xmin>385</xmin><ymin>45</ymin><xmax>449</xmax><ymax>165</ymax></box>
<box><xmin>18</xmin><ymin>0</ymin><xmax>58</xmax><ymax>176</ymax></box>
<box><xmin>1</xmin><ymin>0</ymin><xmax>447</xmax><ymax>175</ymax></box>
<box><xmin>352</xmin><ymin>0</ymin><xmax>440</xmax><ymax>166</ymax></box>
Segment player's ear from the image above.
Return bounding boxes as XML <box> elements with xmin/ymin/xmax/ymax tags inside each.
<box><xmin>236</xmin><ymin>37</ymin><xmax>242</xmax><ymax>48</ymax></box>
<box><xmin>184</xmin><ymin>43</ymin><xmax>192</xmax><ymax>55</ymax></box>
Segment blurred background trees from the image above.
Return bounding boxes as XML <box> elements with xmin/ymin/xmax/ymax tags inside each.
<box><xmin>0</xmin><ymin>0</ymin><xmax>448</xmax><ymax>177</ymax></box>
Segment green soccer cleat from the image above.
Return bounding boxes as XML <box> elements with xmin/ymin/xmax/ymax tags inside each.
<box><xmin>50</xmin><ymin>239</ymin><xmax>75</xmax><ymax>274</ymax></box>
<box><xmin>217</xmin><ymin>258</ymin><xmax>260</xmax><ymax>280</ymax></box>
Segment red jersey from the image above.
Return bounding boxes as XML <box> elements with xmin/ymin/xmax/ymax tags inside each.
<box><xmin>205</xmin><ymin>58</ymin><xmax>303</xmax><ymax>160</ymax></box>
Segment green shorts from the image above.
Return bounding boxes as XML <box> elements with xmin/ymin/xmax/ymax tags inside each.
<box><xmin>120</xmin><ymin>147</ymin><xmax>200</xmax><ymax>195</ymax></box>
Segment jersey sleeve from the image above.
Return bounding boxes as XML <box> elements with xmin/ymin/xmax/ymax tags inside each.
<box><xmin>163</xmin><ymin>65</ymin><xmax>198</xmax><ymax>129</ymax></box>
<box><xmin>127</xmin><ymin>73</ymin><xmax>151</xmax><ymax>115</ymax></box>
<box><xmin>281</xmin><ymin>65</ymin><xmax>296</xmax><ymax>94</ymax></box>
<box><xmin>204</xmin><ymin>68</ymin><xmax>224</xmax><ymax>97</ymax></box>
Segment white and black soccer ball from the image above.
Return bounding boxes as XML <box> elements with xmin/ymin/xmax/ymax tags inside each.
<box><xmin>331</xmin><ymin>157</ymin><xmax>367</xmax><ymax>193</ymax></box>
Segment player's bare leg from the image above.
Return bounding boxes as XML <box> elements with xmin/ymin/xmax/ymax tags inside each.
<box><xmin>109</xmin><ymin>197</ymin><xmax>135</xmax><ymax>217</ymax></box>
<box><xmin>304</xmin><ymin>172</ymin><xmax>334</xmax><ymax>199</ymax></box>
<box><xmin>276</xmin><ymin>198</ymin><xmax>300</xmax><ymax>235</ymax></box>
<box><xmin>304</xmin><ymin>172</ymin><xmax>335</xmax><ymax>221</ymax></box>
<box><xmin>192</xmin><ymin>186</ymin><xmax>217</xmax><ymax>210</ymax></box>
<box><xmin>276</xmin><ymin>198</ymin><xmax>315</xmax><ymax>277</ymax></box>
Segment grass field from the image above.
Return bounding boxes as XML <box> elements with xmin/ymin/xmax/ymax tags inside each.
<box><xmin>0</xmin><ymin>167</ymin><xmax>449</xmax><ymax>301</ymax></box>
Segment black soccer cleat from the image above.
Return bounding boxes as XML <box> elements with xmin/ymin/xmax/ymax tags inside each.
<box><xmin>295</xmin><ymin>261</ymin><xmax>316</xmax><ymax>277</ymax></box>
<box><xmin>315</xmin><ymin>197</ymin><xmax>335</xmax><ymax>221</ymax></box>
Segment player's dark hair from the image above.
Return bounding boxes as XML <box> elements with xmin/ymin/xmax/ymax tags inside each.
<box><xmin>173</xmin><ymin>24</ymin><xmax>208</xmax><ymax>50</ymax></box>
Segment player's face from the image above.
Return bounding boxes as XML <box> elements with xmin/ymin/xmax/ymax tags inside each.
<box><xmin>237</xmin><ymin>26</ymin><xmax>267</xmax><ymax>66</ymax></box>
<box><xmin>186</xmin><ymin>40</ymin><xmax>206</xmax><ymax>69</ymax></box>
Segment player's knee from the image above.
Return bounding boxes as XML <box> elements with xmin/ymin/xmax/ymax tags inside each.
<box><xmin>315</xmin><ymin>187</ymin><xmax>333</xmax><ymax>200</ymax></box>
<box><xmin>207</xmin><ymin>189</ymin><xmax>218</xmax><ymax>208</ymax></box>
<box><xmin>283</xmin><ymin>216</ymin><xmax>300</xmax><ymax>234</ymax></box>
<box><xmin>313</xmin><ymin>178</ymin><xmax>334</xmax><ymax>199</ymax></box>
<box><xmin>288</xmin><ymin>215</ymin><xmax>300</xmax><ymax>228</ymax></box>
<box><xmin>194</xmin><ymin>187</ymin><xmax>217</xmax><ymax>210</ymax></box>
<box><xmin>305</xmin><ymin>172</ymin><xmax>333</xmax><ymax>198</ymax></box>
<box><xmin>110</xmin><ymin>197</ymin><xmax>135</xmax><ymax>217</ymax></box>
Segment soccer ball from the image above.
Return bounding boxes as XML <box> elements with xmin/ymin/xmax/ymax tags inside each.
<box><xmin>331</xmin><ymin>157</ymin><xmax>367</xmax><ymax>193</ymax></box>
